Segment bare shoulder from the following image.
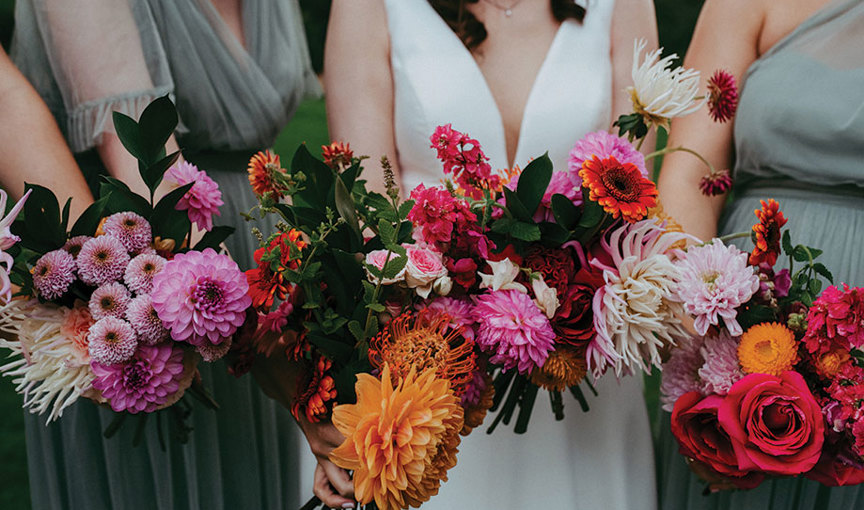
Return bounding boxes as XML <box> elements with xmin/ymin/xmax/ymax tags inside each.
<box><xmin>759</xmin><ymin>0</ymin><xmax>834</xmax><ymax>54</ymax></box>
<box><xmin>328</xmin><ymin>0</ymin><xmax>390</xmax><ymax>46</ymax></box>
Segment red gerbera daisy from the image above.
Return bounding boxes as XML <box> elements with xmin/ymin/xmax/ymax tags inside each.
<box><xmin>321</xmin><ymin>142</ymin><xmax>353</xmax><ymax>169</ymax></box>
<box><xmin>749</xmin><ymin>199</ymin><xmax>787</xmax><ymax>266</ymax></box>
<box><xmin>579</xmin><ymin>155</ymin><xmax>658</xmax><ymax>222</ymax></box>
<box><xmin>248</xmin><ymin>150</ymin><xmax>288</xmax><ymax>199</ymax></box>
<box><xmin>707</xmin><ymin>70</ymin><xmax>739</xmax><ymax>123</ymax></box>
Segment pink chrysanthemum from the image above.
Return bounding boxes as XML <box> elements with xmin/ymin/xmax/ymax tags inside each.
<box><xmin>32</xmin><ymin>249</ymin><xmax>76</xmax><ymax>300</ymax></box>
<box><xmin>660</xmin><ymin>336</ymin><xmax>704</xmax><ymax>412</ymax></box>
<box><xmin>126</xmin><ymin>294</ymin><xmax>169</xmax><ymax>345</ymax></box>
<box><xmin>675</xmin><ymin>239</ymin><xmax>759</xmax><ymax>336</ymax></box>
<box><xmin>165</xmin><ymin>161</ymin><xmax>223</xmax><ymax>232</ymax></box>
<box><xmin>698</xmin><ymin>331</ymin><xmax>744</xmax><ymax>395</ymax></box>
<box><xmin>473</xmin><ymin>289</ymin><xmax>555</xmax><ymax>374</ymax></box>
<box><xmin>88</xmin><ymin>282</ymin><xmax>131</xmax><ymax>320</ymax></box>
<box><xmin>416</xmin><ymin>296</ymin><xmax>476</xmax><ymax>341</ymax></box>
<box><xmin>62</xmin><ymin>235</ymin><xmax>92</xmax><ymax>258</ymax></box>
<box><xmin>87</xmin><ymin>316</ymin><xmax>138</xmax><ymax>365</ymax></box>
<box><xmin>804</xmin><ymin>284</ymin><xmax>864</xmax><ymax>355</ymax></box>
<box><xmin>91</xmin><ymin>343</ymin><xmax>186</xmax><ymax>413</ymax></box>
<box><xmin>102</xmin><ymin>212</ymin><xmax>152</xmax><ymax>253</ymax></box>
<box><xmin>151</xmin><ymin>248</ymin><xmax>251</xmax><ymax>347</ymax></box>
<box><xmin>707</xmin><ymin>70</ymin><xmax>739</xmax><ymax>123</ymax></box>
<box><xmin>197</xmin><ymin>337</ymin><xmax>232</xmax><ymax>362</ymax></box>
<box><xmin>124</xmin><ymin>253</ymin><xmax>167</xmax><ymax>294</ymax></box>
<box><xmin>699</xmin><ymin>169</ymin><xmax>733</xmax><ymax>196</ymax></box>
<box><xmin>76</xmin><ymin>236</ymin><xmax>130</xmax><ymax>286</ymax></box>
<box><xmin>568</xmin><ymin>130</ymin><xmax>648</xmax><ymax>188</ymax></box>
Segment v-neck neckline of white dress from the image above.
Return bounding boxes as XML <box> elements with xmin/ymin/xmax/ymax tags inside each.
<box><xmin>432</xmin><ymin>14</ymin><xmax>569</xmax><ymax>169</ymax></box>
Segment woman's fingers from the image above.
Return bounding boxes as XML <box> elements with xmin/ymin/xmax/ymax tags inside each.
<box><xmin>313</xmin><ymin>463</ymin><xmax>355</xmax><ymax>508</ymax></box>
<box><xmin>320</xmin><ymin>459</ymin><xmax>356</xmax><ymax>500</ymax></box>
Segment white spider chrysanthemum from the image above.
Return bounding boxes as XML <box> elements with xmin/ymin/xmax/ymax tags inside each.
<box><xmin>0</xmin><ymin>299</ymin><xmax>95</xmax><ymax>423</ymax></box>
<box><xmin>627</xmin><ymin>39</ymin><xmax>705</xmax><ymax>128</ymax></box>
<box><xmin>589</xmin><ymin>220</ymin><xmax>690</xmax><ymax>377</ymax></box>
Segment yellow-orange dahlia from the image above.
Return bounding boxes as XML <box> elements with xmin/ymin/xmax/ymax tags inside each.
<box><xmin>368</xmin><ymin>311</ymin><xmax>476</xmax><ymax>397</ymax></box>
<box><xmin>248</xmin><ymin>150</ymin><xmax>288</xmax><ymax>198</ymax></box>
<box><xmin>749</xmin><ymin>199</ymin><xmax>787</xmax><ymax>266</ymax></box>
<box><xmin>529</xmin><ymin>347</ymin><xmax>588</xmax><ymax>391</ymax></box>
<box><xmin>329</xmin><ymin>366</ymin><xmax>464</xmax><ymax>510</ymax></box>
<box><xmin>579</xmin><ymin>155</ymin><xmax>658</xmax><ymax>222</ymax></box>
<box><xmin>738</xmin><ymin>322</ymin><xmax>799</xmax><ymax>376</ymax></box>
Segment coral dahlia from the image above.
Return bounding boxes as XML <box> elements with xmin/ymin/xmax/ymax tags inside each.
<box><xmin>247</xmin><ymin>150</ymin><xmax>288</xmax><ymax>198</ymax></box>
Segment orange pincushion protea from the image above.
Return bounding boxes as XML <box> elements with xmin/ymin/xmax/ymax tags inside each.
<box><xmin>329</xmin><ymin>366</ymin><xmax>464</xmax><ymax>510</ymax></box>
<box><xmin>579</xmin><ymin>155</ymin><xmax>658</xmax><ymax>222</ymax></box>
<box><xmin>321</xmin><ymin>142</ymin><xmax>353</xmax><ymax>169</ymax></box>
<box><xmin>368</xmin><ymin>311</ymin><xmax>476</xmax><ymax>397</ymax></box>
<box><xmin>248</xmin><ymin>150</ymin><xmax>288</xmax><ymax>198</ymax></box>
<box><xmin>749</xmin><ymin>199</ymin><xmax>787</xmax><ymax>266</ymax></box>
<box><xmin>529</xmin><ymin>347</ymin><xmax>588</xmax><ymax>391</ymax></box>
<box><xmin>738</xmin><ymin>322</ymin><xmax>799</xmax><ymax>376</ymax></box>
<box><xmin>291</xmin><ymin>355</ymin><xmax>337</xmax><ymax>423</ymax></box>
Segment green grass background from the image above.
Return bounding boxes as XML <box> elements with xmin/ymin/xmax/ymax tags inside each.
<box><xmin>0</xmin><ymin>0</ymin><xmax>702</xmax><ymax>507</ymax></box>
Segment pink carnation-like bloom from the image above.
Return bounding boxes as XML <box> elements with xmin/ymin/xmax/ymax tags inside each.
<box><xmin>32</xmin><ymin>249</ymin><xmax>77</xmax><ymax>300</ymax></box>
<box><xmin>62</xmin><ymin>235</ymin><xmax>92</xmax><ymax>258</ymax></box>
<box><xmin>675</xmin><ymin>239</ymin><xmax>759</xmax><ymax>336</ymax></box>
<box><xmin>88</xmin><ymin>316</ymin><xmax>138</xmax><ymax>365</ymax></box>
<box><xmin>124</xmin><ymin>253</ymin><xmax>167</xmax><ymax>294</ymax></box>
<box><xmin>126</xmin><ymin>294</ymin><xmax>169</xmax><ymax>345</ymax></box>
<box><xmin>660</xmin><ymin>336</ymin><xmax>704</xmax><ymax>412</ymax></box>
<box><xmin>698</xmin><ymin>331</ymin><xmax>744</xmax><ymax>395</ymax></box>
<box><xmin>77</xmin><ymin>236</ymin><xmax>130</xmax><ymax>286</ymax></box>
<box><xmin>416</xmin><ymin>296</ymin><xmax>476</xmax><ymax>341</ymax></box>
<box><xmin>102</xmin><ymin>212</ymin><xmax>152</xmax><ymax>253</ymax></box>
<box><xmin>473</xmin><ymin>289</ymin><xmax>555</xmax><ymax>374</ymax></box>
<box><xmin>568</xmin><ymin>130</ymin><xmax>647</xmax><ymax>189</ymax></box>
<box><xmin>89</xmin><ymin>282</ymin><xmax>131</xmax><ymax>320</ymax></box>
<box><xmin>803</xmin><ymin>284</ymin><xmax>864</xmax><ymax>355</ymax></box>
<box><xmin>165</xmin><ymin>161</ymin><xmax>223</xmax><ymax>231</ymax></box>
<box><xmin>151</xmin><ymin>248</ymin><xmax>251</xmax><ymax>347</ymax></box>
<box><xmin>429</xmin><ymin>124</ymin><xmax>498</xmax><ymax>199</ymax></box>
<box><xmin>91</xmin><ymin>343</ymin><xmax>186</xmax><ymax>413</ymax></box>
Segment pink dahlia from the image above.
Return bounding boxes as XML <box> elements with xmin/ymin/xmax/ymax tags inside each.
<box><xmin>126</xmin><ymin>294</ymin><xmax>169</xmax><ymax>345</ymax></box>
<box><xmin>151</xmin><ymin>248</ymin><xmax>251</xmax><ymax>347</ymax></box>
<box><xmin>124</xmin><ymin>253</ymin><xmax>167</xmax><ymax>294</ymax></box>
<box><xmin>804</xmin><ymin>284</ymin><xmax>864</xmax><ymax>355</ymax></box>
<box><xmin>675</xmin><ymin>239</ymin><xmax>759</xmax><ymax>336</ymax></box>
<box><xmin>568</xmin><ymin>130</ymin><xmax>647</xmax><ymax>188</ymax></box>
<box><xmin>698</xmin><ymin>331</ymin><xmax>744</xmax><ymax>395</ymax></box>
<box><xmin>707</xmin><ymin>70</ymin><xmax>739</xmax><ymax>123</ymax></box>
<box><xmin>102</xmin><ymin>212</ymin><xmax>152</xmax><ymax>253</ymax></box>
<box><xmin>76</xmin><ymin>236</ymin><xmax>130</xmax><ymax>286</ymax></box>
<box><xmin>62</xmin><ymin>235</ymin><xmax>92</xmax><ymax>258</ymax></box>
<box><xmin>197</xmin><ymin>337</ymin><xmax>232</xmax><ymax>362</ymax></box>
<box><xmin>32</xmin><ymin>249</ymin><xmax>77</xmax><ymax>300</ymax></box>
<box><xmin>88</xmin><ymin>282</ymin><xmax>131</xmax><ymax>320</ymax></box>
<box><xmin>416</xmin><ymin>296</ymin><xmax>476</xmax><ymax>341</ymax></box>
<box><xmin>165</xmin><ymin>161</ymin><xmax>223</xmax><ymax>232</ymax></box>
<box><xmin>88</xmin><ymin>316</ymin><xmax>138</xmax><ymax>365</ymax></box>
<box><xmin>91</xmin><ymin>343</ymin><xmax>186</xmax><ymax>413</ymax></box>
<box><xmin>660</xmin><ymin>336</ymin><xmax>704</xmax><ymax>412</ymax></box>
<box><xmin>473</xmin><ymin>289</ymin><xmax>555</xmax><ymax>374</ymax></box>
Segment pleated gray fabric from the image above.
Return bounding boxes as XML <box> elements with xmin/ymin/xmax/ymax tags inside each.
<box><xmin>657</xmin><ymin>1</ymin><xmax>864</xmax><ymax>508</ymax></box>
<box><xmin>12</xmin><ymin>1</ymin><xmax>319</xmax><ymax>508</ymax></box>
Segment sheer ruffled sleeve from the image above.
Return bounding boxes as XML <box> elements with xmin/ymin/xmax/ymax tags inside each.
<box><xmin>11</xmin><ymin>0</ymin><xmax>174</xmax><ymax>153</ymax></box>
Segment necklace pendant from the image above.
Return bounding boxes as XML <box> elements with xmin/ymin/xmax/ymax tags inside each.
<box><xmin>505</xmin><ymin>8</ymin><xmax>512</xmax><ymax>16</ymax></box>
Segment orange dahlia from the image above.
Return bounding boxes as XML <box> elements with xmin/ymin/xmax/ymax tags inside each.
<box><xmin>329</xmin><ymin>366</ymin><xmax>464</xmax><ymax>510</ymax></box>
<box><xmin>579</xmin><ymin>155</ymin><xmax>658</xmax><ymax>222</ymax></box>
<box><xmin>248</xmin><ymin>150</ymin><xmax>288</xmax><ymax>198</ymax></box>
<box><xmin>368</xmin><ymin>311</ymin><xmax>476</xmax><ymax>397</ymax></box>
<box><xmin>291</xmin><ymin>355</ymin><xmax>337</xmax><ymax>423</ymax></box>
<box><xmin>738</xmin><ymin>322</ymin><xmax>799</xmax><ymax>376</ymax></box>
<box><xmin>529</xmin><ymin>347</ymin><xmax>588</xmax><ymax>391</ymax></box>
<box><xmin>749</xmin><ymin>199</ymin><xmax>787</xmax><ymax>266</ymax></box>
<box><xmin>245</xmin><ymin>229</ymin><xmax>307</xmax><ymax>309</ymax></box>
<box><xmin>321</xmin><ymin>142</ymin><xmax>353</xmax><ymax>169</ymax></box>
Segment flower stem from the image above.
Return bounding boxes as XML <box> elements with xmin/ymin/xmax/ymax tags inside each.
<box><xmin>716</xmin><ymin>231</ymin><xmax>750</xmax><ymax>244</ymax></box>
<box><xmin>644</xmin><ymin>146</ymin><xmax>716</xmax><ymax>174</ymax></box>
<box><xmin>635</xmin><ymin>136</ymin><xmax>646</xmax><ymax>151</ymax></box>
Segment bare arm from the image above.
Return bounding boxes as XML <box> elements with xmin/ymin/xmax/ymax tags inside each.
<box><xmin>0</xmin><ymin>49</ymin><xmax>93</xmax><ymax>219</ymax></box>
<box><xmin>656</xmin><ymin>0</ymin><xmax>764</xmax><ymax>241</ymax></box>
<box><xmin>324</xmin><ymin>0</ymin><xmax>396</xmax><ymax>197</ymax></box>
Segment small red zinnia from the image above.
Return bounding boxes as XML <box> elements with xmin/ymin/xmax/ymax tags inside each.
<box><xmin>707</xmin><ymin>70</ymin><xmax>739</xmax><ymax>123</ymax></box>
<box><xmin>579</xmin><ymin>155</ymin><xmax>658</xmax><ymax>222</ymax></box>
<box><xmin>248</xmin><ymin>150</ymin><xmax>288</xmax><ymax>198</ymax></box>
<box><xmin>321</xmin><ymin>142</ymin><xmax>353</xmax><ymax>169</ymax></box>
<box><xmin>749</xmin><ymin>199</ymin><xmax>787</xmax><ymax>266</ymax></box>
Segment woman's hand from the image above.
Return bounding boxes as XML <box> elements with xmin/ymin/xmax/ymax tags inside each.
<box><xmin>298</xmin><ymin>416</ymin><xmax>356</xmax><ymax>508</ymax></box>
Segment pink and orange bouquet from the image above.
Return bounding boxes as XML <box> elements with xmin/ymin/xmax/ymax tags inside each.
<box><xmin>662</xmin><ymin>200</ymin><xmax>864</xmax><ymax>489</ymax></box>
<box><xmin>0</xmin><ymin>98</ymin><xmax>247</xmax><ymax>443</ymax></box>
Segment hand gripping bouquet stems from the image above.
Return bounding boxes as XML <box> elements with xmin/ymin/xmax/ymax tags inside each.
<box><xmin>0</xmin><ymin>97</ymin><xmax>250</xmax><ymax>445</ymax></box>
<box><xmin>661</xmin><ymin>199</ymin><xmax>864</xmax><ymax>490</ymax></box>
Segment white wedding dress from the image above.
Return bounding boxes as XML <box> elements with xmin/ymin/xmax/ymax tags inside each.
<box><xmin>385</xmin><ymin>0</ymin><xmax>657</xmax><ymax>508</ymax></box>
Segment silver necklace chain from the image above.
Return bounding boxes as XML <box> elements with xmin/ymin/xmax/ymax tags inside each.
<box><xmin>480</xmin><ymin>0</ymin><xmax>526</xmax><ymax>17</ymax></box>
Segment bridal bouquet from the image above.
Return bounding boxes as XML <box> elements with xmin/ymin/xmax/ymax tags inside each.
<box><xmin>662</xmin><ymin>200</ymin><xmax>864</xmax><ymax>488</ymax></box>
<box><xmin>0</xmin><ymin>97</ymin><xmax>245</xmax><ymax>443</ymax></box>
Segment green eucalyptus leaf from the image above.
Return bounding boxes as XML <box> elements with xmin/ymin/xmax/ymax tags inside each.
<box><xmin>515</xmin><ymin>153</ymin><xmax>553</xmax><ymax>216</ymax></box>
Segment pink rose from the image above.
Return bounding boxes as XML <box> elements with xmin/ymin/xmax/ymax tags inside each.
<box><xmin>364</xmin><ymin>249</ymin><xmax>405</xmax><ymax>285</ymax></box>
<box><xmin>404</xmin><ymin>246</ymin><xmax>447</xmax><ymax>298</ymax></box>
<box><xmin>718</xmin><ymin>372</ymin><xmax>824</xmax><ymax>476</ymax></box>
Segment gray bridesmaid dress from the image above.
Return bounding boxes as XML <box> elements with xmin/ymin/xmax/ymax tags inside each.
<box><xmin>11</xmin><ymin>1</ymin><xmax>319</xmax><ymax>508</ymax></box>
<box><xmin>658</xmin><ymin>0</ymin><xmax>864</xmax><ymax>509</ymax></box>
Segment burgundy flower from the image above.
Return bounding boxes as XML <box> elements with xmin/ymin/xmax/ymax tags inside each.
<box><xmin>523</xmin><ymin>245</ymin><xmax>577</xmax><ymax>296</ymax></box>
<box><xmin>707</xmin><ymin>70</ymin><xmax>739</xmax><ymax>123</ymax></box>
<box><xmin>447</xmin><ymin>258</ymin><xmax>478</xmax><ymax>291</ymax></box>
<box><xmin>553</xmin><ymin>268</ymin><xmax>604</xmax><ymax>347</ymax></box>
<box><xmin>699</xmin><ymin>169</ymin><xmax>733</xmax><ymax>197</ymax></box>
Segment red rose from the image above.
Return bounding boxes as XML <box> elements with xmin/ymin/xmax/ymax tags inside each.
<box><xmin>524</xmin><ymin>245</ymin><xmax>577</xmax><ymax>295</ymax></box>
<box><xmin>553</xmin><ymin>268</ymin><xmax>604</xmax><ymax>347</ymax></box>
<box><xmin>447</xmin><ymin>257</ymin><xmax>478</xmax><ymax>291</ymax></box>
<box><xmin>671</xmin><ymin>391</ymin><xmax>765</xmax><ymax>489</ymax></box>
<box><xmin>718</xmin><ymin>372</ymin><xmax>824</xmax><ymax>476</ymax></box>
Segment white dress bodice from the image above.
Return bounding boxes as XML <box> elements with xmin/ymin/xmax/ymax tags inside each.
<box><xmin>385</xmin><ymin>1</ymin><xmax>657</xmax><ymax>509</ymax></box>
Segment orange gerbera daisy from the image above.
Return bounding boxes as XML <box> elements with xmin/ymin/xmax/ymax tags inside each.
<box><xmin>749</xmin><ymin>199</ymin><xmax>787</xmax><ymax>266</ymax></box>
<box><xmin>579</xmin><ymin>155</ymin><xmax>658</xmax><ymax>222</ymax></box>
<box><xmin>330</xmin><ymin>366</ymin><xmax>464</xmax><ymax>510</ymax></box>
<box><xmin>291</xmin><ymin>355</ymin><xmax>337</xmax><ymax>424</ymax></box>
<box><xmin>368</xmin><ymin>311</ymin><xmax>476</xmax><ymax>397</ymax></box>
<box><xmin>248</xmin><ymin>150</ymin><xmax>288</xmax><ymax>198</ymax></box>
<box><xmin>529</xmin><ymin>347</ymin><xmax>588</xmax><ymax>391</ymax></box>
<box><xmin>245</xmin><ymin>229</ymin><xmax>307</xmax><ymax>309</ymax></box>
<box><xmin>321</xmin><ymin>141</ymin><xmax>353</xmax><ymax>169</ymax></box>
<box><xmin>738</xmin><ymin>322</ymin><xmax>799</xmax><ymax>376</ymax></box>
